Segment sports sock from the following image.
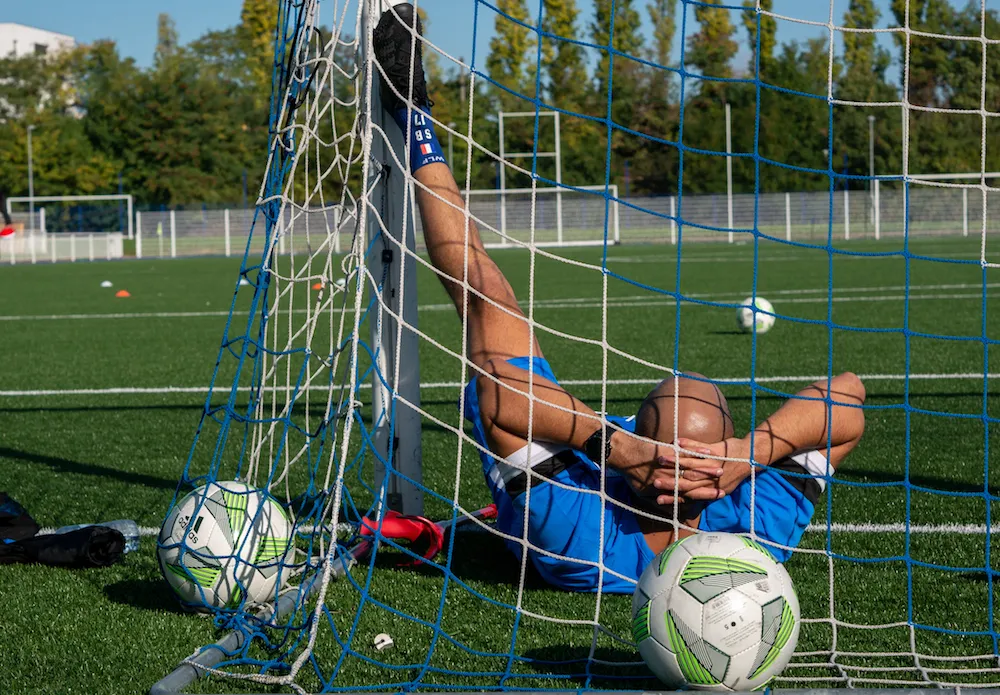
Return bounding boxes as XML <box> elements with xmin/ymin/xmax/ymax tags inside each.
<box><xmin>393</xmin><ymin>106</ymin><xmax>447</xmax><ymax>174</ymax></box>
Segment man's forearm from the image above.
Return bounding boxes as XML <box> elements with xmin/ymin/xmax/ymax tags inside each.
<box><xmin>476</xmin><ymin>359</ymin><xmax>602</xmax><ymax>450</ymax></box>
<box><xmin>747</xmin><ymin>372</ymin><xmax>866</xmax><ymax>465</ymax></box>
<box><xmin>476</xmin><ymin>359</ymin><xmax>658</xmax><ymax>466</ymax></box>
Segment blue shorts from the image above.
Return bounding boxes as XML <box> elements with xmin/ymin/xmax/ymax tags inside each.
<box><xmin>700</xmin><ymin>466</ymin><xmax>817</xmax><ymax>563</ymax></box>
<box><xmin>463</xmin><ymin>356</ymin><xmax>817</xmax><ymax>592</ymax></box>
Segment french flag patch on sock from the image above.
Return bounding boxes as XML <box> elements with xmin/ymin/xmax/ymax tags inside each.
<box><xmin>420</xmin><ymin>143</ymin><xmax>433</xmax><ymax>155</ymax></box>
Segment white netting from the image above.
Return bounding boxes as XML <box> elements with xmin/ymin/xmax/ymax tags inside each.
<box><xmin>159</xmin><ymin>0</ymin><xmax>1000</xmax><ymax>692</ymax></box>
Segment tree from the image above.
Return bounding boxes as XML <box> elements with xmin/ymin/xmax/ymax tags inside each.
<box><xmin>889</xmin><ymin>0</ymin><xmax>957</xmax><ymax>108</ymax></box>
<box><xmin>741</xmin><ymin>0</ymin><xmax>776</xmax><ymax>75</ymax></box>
<box><xmin>591</xmin><ymin>0</ymin><xmax>644</xmax><ymax>104</ymax></box>
<box><xmin>155</xmin><ymin>14</ymin><xmax>180</xmax><ymax>67</ymax></box>
<box><xmin>686</xmin><ymin>0</ymin><xmax>738</xmax><ymax>91</ymax></box>
<box><xmin>538</xmin><ymin>0</ymin><xmax>602</xmax><ymax>187</ymax></box>
<box><xmin>0</xmin><ymin>50</ymin><xmax>119</xmax><ymax>198</ymax></box>
<box><xmin>590</xmin><ymin>0</ymin><xmax>645</xmax><ymax>187</ymax></box>
<box><xmin>543</xmin><ymin>0</ymin><xmax>588</xmax><ymax>108</ymax></box>
<box><xmin>239</xmin><ymin>0</ymin><xmax>279</xmax><ymax>104</ymax></box>
<box><xmin>487</xmin><ymin>0</ymin><xmax>536</xmax><ymax>104</ymax></box>
<box><xmin>648</xmin><ymin>0</ymin><xmax>677</xmax><ymax>74</ymax></box>
<box><xmin>887</xmin><ymin>0</ymin><xmax>1000</xmax><ymax>175</ymax></box>
<box><xmin>620</xmin><ymin>0</ymin><xmax>679</xmax><ymax>195</ymax></box>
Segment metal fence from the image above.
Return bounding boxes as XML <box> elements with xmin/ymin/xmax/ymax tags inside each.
<box><xmin>134</xmin><ymin>207</ymin><xmax>349</xmax><ymax>260</ymax></box>
<box><xmin>0</xmin><ymin>183</ymin><xmax>994</xmax><ymax>265</ymax></box>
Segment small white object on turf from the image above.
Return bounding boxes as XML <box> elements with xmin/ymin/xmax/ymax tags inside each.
<box><xmin>373</xmin><ymin>633</ymin><xmax>394</xmax><ymax>651</ymax></box>
<box><xmin>335</xmin><ymin>278</ymin><xmax>346</xmax><ymax>290</ymax></box>
<box><xmin>239</xmin><ymin>277</ymin><xmax>251</xmax><ymax>286</ymax></box>
<box><xmin>100</xmin><ymin>280</ymin><xmax>113</xmax><ymax>288</ymax></box>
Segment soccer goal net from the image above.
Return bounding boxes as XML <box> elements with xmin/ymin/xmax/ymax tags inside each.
<box><xmin>153</xmin><ymin>0</ymin><xmax>999</xmax><ymax>692</ymax></box>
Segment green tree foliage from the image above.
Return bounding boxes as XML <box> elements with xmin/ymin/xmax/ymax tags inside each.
<box><xmin>687</xmin><ymin>0</ymin><xmax>738</xmax><ymax>91</ymax></box>
<box><xmin>542</xmin><ymin>0</ymin><xmax>587</xmax><ymax>108</ymax></box>
<box><xmin>487</xmin><ymin>0</ymin><xmax>536</xmax><ymax>104</ymax></box>
<box><xmin>621</xmin><ymin>0</ymin><xmax>679</xmax><ymax>195</ymax></box>
<box><xmin>591</xmin><ymin>0</ymin><xmax>644</xmax><ymax>107</ymax></box>
<box><xmin>0</xmin><ymin>50</ymin><xmax>118</xmax><ymax>197</ymax></box>
<box><xmin>155</xmin><ymin>13</ymin><xmax>180</xmax><ymax>66</ymax></box>
<box><xmin>833</xmin><ymin>0</ymin><xmax>896</xmax><ymax>187</ymax></box>
<box><xmin>540</xmin><ymin>0</ymin><xmax>601</xmax><ymax>187</ymax></box>
<box><xmin>485</xmin><ymin>0</ymin><xmax>538</xmax><ymax>187</ymax></box>
<box><xmin>741</xmin><ymin>0</ymin><xmax>776</xmax><ymax>75</ymax></box>
<box><xmin>239</xmin><ymin>0</ymin><xmax>280</xmax><ymax>103</ymax></box>
<box><xmin>1</xmin><ymin>2</ymin><xmax>997</xmax><ymax>206</ymax></box>
<box><xmin>590</xmin><ymin>0</ymin><xmax>646</xmax><ymax>187</ymax></box>
<box><xmin>888</xmin><ymin>0</ymin><xmax>1000</xmax><ymax>175</ymax></box>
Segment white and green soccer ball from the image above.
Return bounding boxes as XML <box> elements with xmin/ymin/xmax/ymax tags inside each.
<box><xmin>736</xmin><ymin>297</ymin><xmax>776</xmax><ymax>334</ymax></box>
<box><xmin>632</xmin><ymin>532</ymin><xmax>800</xmax><ymax>691</ymax></box>
<box><xmin>157</xmin><ymin>480</ymin><xmax>293</xmax><ymax>611</ymax></box>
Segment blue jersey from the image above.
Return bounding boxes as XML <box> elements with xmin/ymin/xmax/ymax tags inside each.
<box><xmin>462</xmin><ymin>356</ymin><xmax>817</xmax><ymax>593</ymax></box>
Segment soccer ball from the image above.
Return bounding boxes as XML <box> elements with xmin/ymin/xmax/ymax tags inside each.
<box><xmin>631</xmin><ymin>533</ymin><xmax>800</xmax><ymax>691</ymax></box>
<box><xmin>157</xmin><ymin>480</ymin><xmax>293</xmax><ymax>610</ymax></box>
<box><xmin>736</xmin><ymin>297</ymin><xmax>775</xmax><ymax>334</ymax></box>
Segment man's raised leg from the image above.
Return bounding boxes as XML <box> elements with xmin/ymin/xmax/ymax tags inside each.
<box><xmin>412</xmin><ymin>163</ymin><xmax>540</xmax><ymax>368</ymax></box>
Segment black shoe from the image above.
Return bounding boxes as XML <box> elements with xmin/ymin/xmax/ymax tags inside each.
<box><xmin>373</xmin><ymin>3</ymin><xmax>433</xmax><ymax>112</ymax></box>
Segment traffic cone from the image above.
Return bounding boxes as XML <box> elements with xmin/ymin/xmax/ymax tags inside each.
<box><xmin>115</xmin><ymin>290</ymin><xmax>131</xmax><ymax>298</ymax></box>
<box><xmin>312</xmin><ymin>282</ymin><xmax>324</xmax><ymax>290</ymax></box>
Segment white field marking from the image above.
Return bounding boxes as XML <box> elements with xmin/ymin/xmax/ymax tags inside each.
<box><xmin>3</xmin><ymin>282</ymin><xmax>998</xmax><ymax>322</ymax></box>
<box><xmin>804</xmin><ymin>522</ymin><xmax>1000</xmax><ymax>535</ymax></box>
<box><xmin>3</xmin><ymin>372</ymin><xmax>997</xmax><ymax>398</ymax></box>
<box><xmin>606</xmin><ymin>250</ymin><xmax>993</xmax><ymax>264</ymax></box>
<box><xmin>37</xmin><ymin>522</ymin><xmax>353</xmax><ymax>538</ymax></box>
<box><xmin>34</xmin><ymin>522</ymin><xmax>1000</xmax><ymax>539</ymax></box>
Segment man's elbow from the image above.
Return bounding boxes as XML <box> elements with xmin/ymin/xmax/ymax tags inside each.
<box><xmin>836</xmin><ymin>371</ymin><xmax>866</xmax><ymax>443</ymax></box>
<box><xmin>837</xmin><ymin>371</ymin><xmax>866</xmax><ymax>405</ymax></box>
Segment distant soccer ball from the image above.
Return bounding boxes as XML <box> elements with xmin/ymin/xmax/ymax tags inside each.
<box><xmin>736</xmin><ymin>297</ymin><xmax>775</xmax><ymax>334</ymax></box>
<box><xmin>157</xmin><ymin>480</ymin><xmax>293</xmax><ymax>611</ymax></box>
<box><xmin>632</xmin><ymin>533</ymin><xmax>800</xmax><ymax>691</ymax></box>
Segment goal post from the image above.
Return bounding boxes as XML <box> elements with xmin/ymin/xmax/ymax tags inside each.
<box><xmin>459</xmin><ymin>184</ymin><xmax>621</xmax><ymax>249</ymax></box>
<box><xmin>2</xmin><ymin>194</ymin><xmax>133</xmax><ymax>264</ymax></box>
<box><xmin>6</xmin><ymin>194</ymin><xmax>134</xmax><ymax>238</ymax></box>
<box><xmin>364</xmin><ymin>1</ymin><xmax>424</xmax><ymax>518</ymax></box>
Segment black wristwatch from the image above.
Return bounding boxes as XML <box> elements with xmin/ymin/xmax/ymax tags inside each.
<box><xmin>583</xmin><ymin>424</ymin><xmax>615</xmax><ymax>464</ymax></box>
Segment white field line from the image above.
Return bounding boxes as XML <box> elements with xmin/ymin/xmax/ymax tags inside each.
<box><xmin>607</xmin><ymin>250</ymin><xmax>993</xmax><ymax>264</ymax></box>
<box><xmin>3</xmin><ymin>282</ymin><xmax>999</xmax><ymax>322</ymax></box>
<box><xmin>34</xmin><ymin>521</ymin><xmax>1000</xmax><ymax>538</ymax></box>
<box><xmin>2</xmin><ymin>372</ymin><xmax>997</xmax><ymax>398</ymax></box>
<box><xmin>35</xmin><ymin>522</ymin><xmax>1000</xmax><ymax>539</ymax></box>
<box><xmin>36</xmin><ymin>523</ymin><xmax>352</xmax><ymax>538</ymax></box>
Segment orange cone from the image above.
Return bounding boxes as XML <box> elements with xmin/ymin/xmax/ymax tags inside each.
<box><xmin>115</xmin><ymin>290</ymin><xmax>131</xmax><ymax>298</ymax></box>
<box><xmin>312</xmin><ymin>282</ymin><xmax>324</xmax><ymax>291</ymax></box>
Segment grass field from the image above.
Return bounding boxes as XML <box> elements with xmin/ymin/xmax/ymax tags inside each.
<box><xmin>2</xmin><ymin>235</ymin><xmax>999</xmax><ymax>694</ymax></box>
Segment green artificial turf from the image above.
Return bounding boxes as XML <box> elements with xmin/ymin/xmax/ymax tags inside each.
<box><xmin>1</xmin><ymin>236</ymin><xmax>998</xmax><ymax>694</ymax></box>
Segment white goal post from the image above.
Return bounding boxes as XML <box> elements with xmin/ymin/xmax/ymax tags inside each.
<box><xmin>461</xmin><ymin>184</ymin><xmax>621</xmax><ymax>249</ymax></box>
<box><xmin>6</xmin><ymin>194</ymin><xmax>134</xmax><ymax>239</ymax></box>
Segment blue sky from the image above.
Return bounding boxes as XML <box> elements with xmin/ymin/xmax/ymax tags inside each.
<box><xmin>6</xmin><ymin>0</ymin><xmax>998</xmax><ymax>75</ymax></box>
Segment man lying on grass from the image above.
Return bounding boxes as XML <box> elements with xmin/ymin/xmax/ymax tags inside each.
<box><xmin>375</xmin><ymin>3</ymin><xmax>867</xmax><ymax>593</ymax></box>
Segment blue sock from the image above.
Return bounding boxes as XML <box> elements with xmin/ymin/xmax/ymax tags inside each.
<box><xmin>393</xmin><ymin>106</ymin><xmax>447</xmax><ymax>174</ymax></box>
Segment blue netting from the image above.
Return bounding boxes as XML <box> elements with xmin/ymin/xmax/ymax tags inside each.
<box><xmin>159</xmin><ymin>0</ymin><xmax>999</xmax><ymax>690</ymax></box>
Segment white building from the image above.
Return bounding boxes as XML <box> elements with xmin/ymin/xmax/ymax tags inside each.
<box><xmin>0</xmin><ymin>23</ymin><xmax>75</xmax><ymax>59</ymax></box>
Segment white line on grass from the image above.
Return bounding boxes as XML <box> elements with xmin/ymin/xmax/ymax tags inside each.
<box><xmin>3</xmin><ymin>282</ymin><xmax>998</xmax><ymax>322</ymax></box>
<box><xmin>607</xmin><ymin>250</ymin><xmax>992</xmax><ymax>264</ymax></box>
<box><xmin>37</xmin><ymin>523</ymin><xmax>353</xmax><ymax>538</ymax></box>
<box><xmin>804</xmin><ymin>522</ymin><xmax>1000</xmax><ymax>534</ymax></box>
<box><xmin>2</xmin><ymin>372</ymin><xmax>996</xmax><ymax>398</ymax></box>
<box><xmin>36</xmin><ymin>522</ymin><xmax>1000</xmax><ymax>539</ymax></box>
